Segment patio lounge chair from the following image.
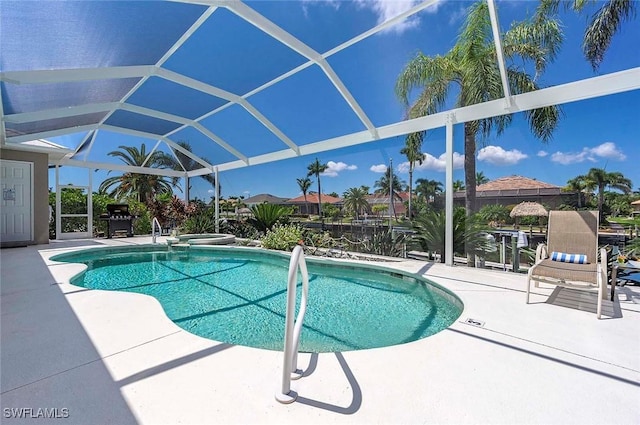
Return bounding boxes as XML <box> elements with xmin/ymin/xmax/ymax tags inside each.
<box><xmin>526</xmin><ymin>211</ymin><xmax>608</xmax><ymax>319</ymax></box>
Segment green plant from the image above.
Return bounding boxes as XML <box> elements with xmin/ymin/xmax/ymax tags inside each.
<box><xmin>248</xmin><ymin>203</ymin><xmax>293</xmax><ymax>233</ymax></box>
<box><xmin>219</xmin><ymin>219</ymin><xmax>260</xmax><ymax>240</ymax></box>
<box><xmin>322</xmin><ymin>203</ymin><xmax>341</xmax><ymax>220</ymax></box>
<box><xmin>261</xmin><ymin>224</ymin><xmax>303</xmax><ymax>251</ymax></box>
<box><xmin>181</xmin><ymin>209</ymin><xmax>216</xmax><ymax>234</ymax></box>
<box><xmin>411</xmin><ymin>208</ymin><xmax>491</xmax><ymax>263</ymax></box>
<box><xmin>478</xmin><ymin>204</ymin><xmax>510</xmax><ymax>226</ymax></box>
<box><xmin>362</xmin><ymin>229</ymin><xmax>407</xmax><ymax>257</ymax></box>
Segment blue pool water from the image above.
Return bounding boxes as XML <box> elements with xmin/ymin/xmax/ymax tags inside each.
<box><xmin>52</xmin><ymin>246</ymin><xmax>462</xmax><ymax>352</ymax></box>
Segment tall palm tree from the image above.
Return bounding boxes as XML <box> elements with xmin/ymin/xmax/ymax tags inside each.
<box><xmin>415</xmin><ymin>178</ymin><xmax>443</xmax><ymax>204</ymax></box>
<box><xmin>400</xmin><ymin>131</ymin><xmax>425</xmax><ymax>218</ymax></box>
<box><xmin>307</xmin><ymin>158</ymin><xmax>328</xmax><ymax>217</ymax></box>
<box><xmin>579</xmin><ymin>167</ymin><xmax>632</xmax><ymax>221</ymax></box>
<box><xmin>374</xmin><ymin>167</ymin><xmax>406</xmax><ymax>218</ymax></box>
<box><xmin>296</xmin><ymin>177</ymin><xmax>312</xmax><ymax>214</ymax></box>
<box><xmin>542</xmin><ymin>0</ymin><xmax>636</xmax><ymax>70</ymax></box>
<box><xmin>342</xmin><ymin>187</ymin><xmax>371</xmax><ymax>219</ymax></box>
<box><xmin>158</xmin><ymin>141</ymin><xmax>217</xmax><ymax>201</ymax></box>
<box><xmin>396</xmin><ymin>1</ymin><xmax>561</xmax><ymax>217</ymax></box>
<box><xmin>99</xmin><ymin>144</ymin><xmax>176</xmax><ymax>203</ymax></box>
<box><xmin>476</xmin><ymin>171</ymin><xmax>489</xmax><ymax>185</ymax></box>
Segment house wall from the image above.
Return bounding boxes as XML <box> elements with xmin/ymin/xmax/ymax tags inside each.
<box><xmin>0</xmin><ymin>148</ymin><xmax>50</xmax><ymax>246</ymax></box>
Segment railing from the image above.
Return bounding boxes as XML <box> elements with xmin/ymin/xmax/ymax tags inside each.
<box><xmin>275</xmin><ymin>244</ymin><xmax>309</xmax><ymax>404</ymax></box>
<box><xmin>151</xmin><ymin>217</ymin><xmax>161</xmax><ymax>244</ymax></box>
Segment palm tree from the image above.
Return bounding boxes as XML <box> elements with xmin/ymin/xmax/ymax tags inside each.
<box><xmin>99</xmin><ymin>144</ymin><xmax>176</xmax><ymax>203</ymax></box>
<box><xmin>396</xmin><ymin>1</ymin><xmax>561</xmax><ymax>217</ymax></box>
<box><xmin>296</xmin><ymin>177</ymin><xmax>312</xmax><ymax>214</ymax></box>
<box><xmin>307</xmin><ymin>158</ymin><xmax>328</xmax><ymax>217</ymax></box>
<box><xmin>158</xmin><ymin>141</ymin><xmax>217</xmax><ymax>201</ymax></box>
<box><xmin>453</xmin><ymin>180</ymin><xmax>465</xmax><ymax>192</ymax></box>
<box><xmin>579</xmin><ymin>168</ymin><xmax>632</xmax><ymax>221</ymax></box>
<box><xmin>476</xmin><ymin>171</ymin><xmax>489</xmax><ymax>185</ymax></box>
<box><xmin>374</xmin><ymin>166</ymin><xmax>406</xmax><ymax>218</ymax></box>
<box><xmin>564</xmin><ymin>176</ymin><xmax>588</xmax><ymax>208</ymax></box>
<box><xmin>342</xmin><ymin>187</ymin><xmax>371</xmax><ymax>219</ymax></box>
<box><xmin>542</xmin><ymin>0</ymin><xmax>636</xmax><ymax>70</ymax></box>
<box><xmin>400</xmin><ymin>131</ymin><xmax>425</xmax><ymax>218</ymax></box>
<box><xmin>415</xmin><ymin>178</ymin><xmax>443</xmax><ymax>205</ymax></box>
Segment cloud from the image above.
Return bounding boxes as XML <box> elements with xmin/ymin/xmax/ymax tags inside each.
<box><xmin>550</xmin><ymin>142</ymin><xmax>627</xmax><ymax>165</ymax></box>
<box><xmin>477</xmin><ymin>145</ymin><xmax>528</xmax><ymax>165</ymax></box>
<box><xmin>370</xmin><ymin>164</ymin><xmax>388</xmax><ymax>173</ymax></box>
<box><xmin>300</xmin><ymin>0</ymin><xmax>340</xmax><ymax>18</ymax></box>
<box><xmin>353</xmin><ymin>0</ymin><xmax>441</xmax><ymax>34</ymax></box>
<box><xmin>537</xmin><ymin>150</ymin><xmax>548</xmax><ymax>157</ymax></box>
<box><xmin>397</xmin><ymin>152</ymin><xmax>464</xmax><ymax>173</ymax></box>
<box><xmin>321</xmin><ymin>161</ymin><xmax>357</xmax><ymax>177</ymax></box>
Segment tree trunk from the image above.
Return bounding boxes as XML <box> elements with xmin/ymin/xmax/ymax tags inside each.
<box><xmin>408</xmin><ymin>165</ymin><xmax>413</xmax><ymax>219</ymax></box>
<box><xmin>598</xmin><ymin>184</ymin><xmax>604</xmax><ymax>222</ymax></box>
<box><xmin>464</xmin><ymin>123</ymin><xmax>477</xmax><ymax>267</ymax></box>
<box><xmin>317</xmin><ymin>177</ymin><xmax>322</xmax><ymax>217</ymax></box>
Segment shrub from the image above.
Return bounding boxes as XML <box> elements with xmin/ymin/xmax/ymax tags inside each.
<box><xmin>248</xmin><ymin>204</ymin><xmax>293</xmax><ymax>233</ymax></box>
<box><xmin>181</xmin><ymin>209</ymin><xmax>216</xmax><ymax>234</ymax></box>
<box><xmin>261</xmin><ymin>224</ymin><xmax>303</xmax><ymax>251</ymax></box>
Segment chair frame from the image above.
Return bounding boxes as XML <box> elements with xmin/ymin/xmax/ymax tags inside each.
<box><xmin>525</xmin><ymin>210</ymin><xmax>608</xmax><ymax>319</ymax></box>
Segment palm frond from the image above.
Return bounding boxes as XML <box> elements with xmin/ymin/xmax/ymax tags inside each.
<box><xmin>583</xmin><ymin>0</ymin><xmax>635</xmax><ymax>70</ymax></box>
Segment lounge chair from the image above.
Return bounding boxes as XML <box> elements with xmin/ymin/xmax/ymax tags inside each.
<box><xmin>526</xmin><ymin>210</ymin><xmax>608</xmax><ymax>319</ymax></box>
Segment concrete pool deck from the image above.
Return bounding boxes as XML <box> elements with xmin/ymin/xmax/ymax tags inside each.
<box><xmin>1</xmin><ymin>237</ymin><xmax>639</xmax><ymax>424</ymax></box>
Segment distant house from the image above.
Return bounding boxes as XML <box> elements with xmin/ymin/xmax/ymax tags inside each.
<box><xmin>243</xmin><ymin>193</ymin><xmax>289</xmax><ymax>207</ymax></box>
<box><xmin>631</xmin><ymin>199</ymin><xmax>640</xmax><ymax>217</ymax></box>
<box><xmin>367</xmin><ymin>192</ymin><xmax>410</xmax><ymax>216</ymax></box>
<box><xmin>453</xmin><ymin>175</ymin><xmax>578</xmax><ymax>209</ymax></box>
<box><xmin>286</xmin><ymin>193</ymin><xmax>342</xmax><ymax>215</ymax></box>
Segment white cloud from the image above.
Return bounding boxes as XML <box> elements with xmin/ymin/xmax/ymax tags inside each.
<box><xmin>589</xmin><ymin>142</ymin><xmax>627</xmax><ymax>160</ymax></box>
<box><xmin>537</xmin><ymin>150</ymin><xmax>548</xmax><ymax>157</ymax></box>
<box><xmin>477</xmin><ymin>145</ymin><xmax>528</xmax><ymax>166</ymax></box>
<box><xmin>301</xmin><ymin>0</ymin><xmax>340</xmax><ymax>18</ymax></box>
<box><xmin>321</xmin><ymin>161</ymin><xmax>358</xmax><ymax>177</ymax></box>
<box><xmin>370</xmin><ymin>164</ymin><xmax>388</xmax><ymax>173</ymax></box>
<box><xmin>353</xmin><ymin>0</ymin><xmax>441</xmax><ymax>34</ymax></box>
<box><xmin>550</xmin><ymin>142</ymin><xmax>627</xmax><ymax>165</ymax></box>
<box><xmin>397</xmin><ymin>152</ymin><xmax>464</xmax><ymax>173</ymax></box>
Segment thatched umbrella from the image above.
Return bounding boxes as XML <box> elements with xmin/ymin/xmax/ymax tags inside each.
<box><xmin>510</xmin><ymin>202</ymin><xmax>548</xmax><ymax>235</ymax></box>
<box><xmin>510</xmin><ymin>201</ymin><xmax>548</xmax><ymax>218</ymax></box>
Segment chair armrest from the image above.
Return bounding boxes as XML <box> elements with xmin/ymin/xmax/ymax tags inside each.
<box><xmin>535</xmin><ymin>244</ymin><xmax>548</xmax><ymax>264</ymax></box>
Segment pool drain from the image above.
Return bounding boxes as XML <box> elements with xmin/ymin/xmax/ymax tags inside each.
<box><xmin>463</xmin><ymin>318</ymin><xmax>485</xmax><ymax>327</ymax></box>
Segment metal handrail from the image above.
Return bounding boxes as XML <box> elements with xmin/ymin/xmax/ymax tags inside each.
<box><xmin>275</xmin><ymin>244</ymin><xmax>309</xmax><ymax>404</ymax></box>
<box><xmin>151</xmin><ymin>217</ymin><xmax>161</xmax><ymax>244</ymax></box>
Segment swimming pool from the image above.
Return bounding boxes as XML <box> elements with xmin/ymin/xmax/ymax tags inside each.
<box><xmin>52</xmin><ymin>246</ymin><xmax>462</xmax><ymax>352</ymax></box>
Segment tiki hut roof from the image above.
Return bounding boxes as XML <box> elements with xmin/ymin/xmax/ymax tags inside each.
<box><xmin>510</xmin><ymin>201</ymin><xmax>549</xmax><ymax>218</ymax></box>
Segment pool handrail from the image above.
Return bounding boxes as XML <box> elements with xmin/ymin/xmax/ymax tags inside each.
<box><xmin>275</xmin><ymin>244</ymin><xmax>309</xmax><ymax>404</ymax></box>
<box><xmin>151</xmin><ymin>217</ymin><xmax>161</xmax><ymax>244</ymax></box>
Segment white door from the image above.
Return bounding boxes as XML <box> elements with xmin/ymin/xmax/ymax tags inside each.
<box><xmin>1</xmin><ymin>160</ymin><xmax>33</xmax><ymax>243</ymax></box>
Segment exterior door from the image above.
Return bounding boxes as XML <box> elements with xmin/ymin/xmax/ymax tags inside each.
<box><xmin>1</xmin><ymin>159</ymin><xmax>33</xmax><ymax>243</ymax></box>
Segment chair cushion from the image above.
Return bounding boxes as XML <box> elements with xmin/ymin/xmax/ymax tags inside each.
<box><xmin>531</xmin><ymin>259</ymin><xmax>598</xmax><ymax>284</ymax></box>
<box><xmin>551</xmin><ymin>251</ymin><xmax>588</xmax><ymax>264</ymax></box>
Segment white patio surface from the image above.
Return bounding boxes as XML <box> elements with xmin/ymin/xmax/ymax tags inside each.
<box><xmin>1</xmin><ymin>237</ymin><xmax>639</xmax><ymax>424</ymax></box>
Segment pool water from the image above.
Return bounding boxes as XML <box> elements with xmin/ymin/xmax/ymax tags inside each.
<box><xmin>53</xmin><ymin>247</ymin><xmax>462</xmax><ymax>352</ymax></box>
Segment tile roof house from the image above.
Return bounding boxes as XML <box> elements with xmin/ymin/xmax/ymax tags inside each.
<box><xmin>286</xmin><ymin>193</ymin><xmax>341</xmax><ymax>215</ymax></box>
<box><xmin>453</xmin><ymin>175</ymin><xmax>579</xmax><ymax>209</ymax></box>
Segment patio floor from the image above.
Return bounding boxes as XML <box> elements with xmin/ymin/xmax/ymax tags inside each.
<box><xmin>1</xmin><ymin>237</ymin><xmax>639</xmax><ymax>424</ymax></box>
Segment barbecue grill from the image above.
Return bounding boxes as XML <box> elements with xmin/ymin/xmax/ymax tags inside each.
<box><xmin>100</xmin><ymin>204</ymin><xmax>135</xmax><ymax>238</ymax></box>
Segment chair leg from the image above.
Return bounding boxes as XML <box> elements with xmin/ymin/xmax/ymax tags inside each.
<box><xmin>526</xmin><ymin>275</ymin><xmax>532</xmax><ymax>304</ymax></box>
<box><xmin>596</xmin><ymin>269</ymin><xmax>604</xmax><ymax>319</ymax></box>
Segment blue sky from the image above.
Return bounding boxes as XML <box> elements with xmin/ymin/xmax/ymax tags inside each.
<box><xmin>48</xmin><ymin>0</ymin><xmax>640</xmax><ymax>201</ymax></box>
